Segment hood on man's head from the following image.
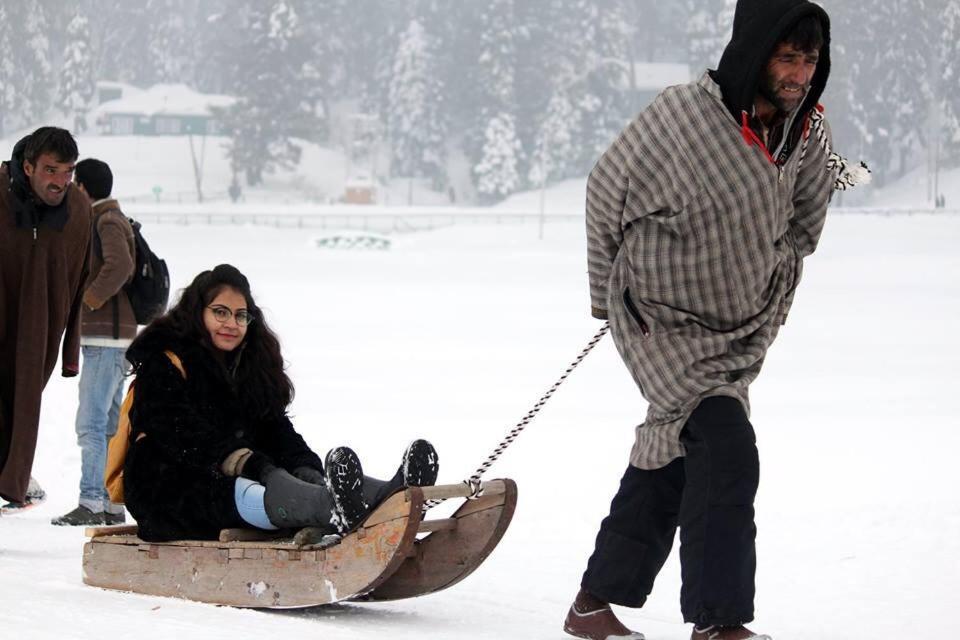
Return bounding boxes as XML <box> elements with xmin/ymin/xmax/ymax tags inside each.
<box><xmin>8</xmin><ymin>135</ymin><xmax>33</xmax><ymax>199</ymax></box>
<box><xmin>712</xmin><ymin>0</ymin><xmax>831</xmax><ymax>122</ymax></box>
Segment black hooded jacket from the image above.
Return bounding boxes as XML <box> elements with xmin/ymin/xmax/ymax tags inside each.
<box><xmin>123</xmin><ymin>325</ymin><xmax>324</xmax><ymax>541</ymax></box>
<box><xmin>711</xmin><ymin>0</ymin><xmax>831</xmax><ymax>147</ymax></box>
<box><xmin>2</xmin><ymin>135</ymin><xmax>71</xmax><ymax>232</ymax></box>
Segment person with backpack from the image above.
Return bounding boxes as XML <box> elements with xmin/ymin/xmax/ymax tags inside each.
<box><xmin>121</xmin><ymin>263</ymin><xmax>439</xmax><ymax>542</ymax></box>
<box><xmin>52</xmin><ymin>159</ymin><xmax>133</xmax><ymax>526</ymax></box>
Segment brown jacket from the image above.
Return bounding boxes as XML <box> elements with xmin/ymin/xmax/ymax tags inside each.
<box><xmin>82</xmin><ymin>199</ymin><xmax>136</xmax><ymax>340</ymax></box>
<box><xmin>0</xmin><ymin>163</ymin><xmax>91</xmax><ymax>503</ymax></box>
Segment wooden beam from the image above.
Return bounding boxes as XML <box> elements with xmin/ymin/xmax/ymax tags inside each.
<box><xmin>417</xmin><ymin>518</ymin><xmax>457</xmax><ymax>533</ymax></box>
<box><xmin>85</xmin><ymin>524</ymin><xmax>139</xmax><ymax>538</ymax></box>
<box><xmin>419</xmin><ymin>480</ymin><xmax>506</xmax><ymax>502</ymax></box>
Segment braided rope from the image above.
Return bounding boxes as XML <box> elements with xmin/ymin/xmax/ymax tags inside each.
<box><xmin>425</xmin><ymin>322</ymin><xmax>610</xmax><ymax>509</ymax></box>
<box><xmin>799</xmin><ymin>109</ymin><xmax>871</xmax><ymax>191</ymax></box>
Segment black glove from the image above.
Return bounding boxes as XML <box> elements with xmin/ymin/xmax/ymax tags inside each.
<box><xmin>292</xmin><ymin>465</ymin><xmax>325</xmax><ymax>485</ymax></box>
<box><xmin>238</xmin><ymin>451</ymin><xmax>277</xmax><ymax>484</ymax></box>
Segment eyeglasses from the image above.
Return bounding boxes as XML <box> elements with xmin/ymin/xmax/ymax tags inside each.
<box><xmin>207</xmin><ymin>304</ymin><xmax>255</xmax><ymax>327</ymax></box>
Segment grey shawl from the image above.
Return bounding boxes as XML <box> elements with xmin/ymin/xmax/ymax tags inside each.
<box><xmin>586</xmin><ymin>72</ymin><xmax>835</xmax><ymax>469</ymax></box>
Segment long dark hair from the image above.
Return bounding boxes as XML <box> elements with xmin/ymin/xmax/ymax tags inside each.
<box><xmin>132</xmin><ymin>264</ymin><xmax>294</xmax><ymax>417</ymax></box>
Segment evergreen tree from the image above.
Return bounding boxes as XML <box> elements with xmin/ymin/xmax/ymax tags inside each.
<box><xmin>686</xmin><ymin>0</ymin><xmax>736</xmax><ymax>73</ymax></box>
<box><xmin>194</xmin><ymin>1</ymin><xmax>249</xmax><ymax>94</ymax></box>
<box><xmin>0</xmin><ymin>6</ymin><xmax>16</xmax><ymax>137</ymax></box>
<box><xmin>628</xmin><ymin>0</ymin><xmax>690</xmax><ymax>63</ymax></box>
<box><xmin>220</xmin><ymin>1</ymin><xmax>318</xmax><ymax>186</ymax></box>
<box><xmin>826</xmin><ymin>0</ymin><xmax>934</xmax><ymax>186</ymax></box>
<box><xmin>58</xmin><ymin>13</ymin><xmax>96</xmax><ymax>133</ymax></box>
<box><xmin>524</xmin><ymin>0</ymin><xmax>632</xmax><ymax>185</ymax></box>
<box><xmin>574</xmin><ymin>0</ymin><xmax>633</xmax><ymax>171</ymax></box>
<box><xmin>528</xmin><ymin>90</ymin><xmax>579</xmax><ymax>186</ymax></box>
<box><xmin>515</xmin><ymin>0</ymin><xmax>572</xmax><ymax>185</ymax></box>
<box><xmin>938</xmin><ymin>0</ymin><xmax>960</xmax><ymax>165</ymax></box>
<box><xmin>0</xmin><ymin>4</ymin><xmax>56</xmax><ymax>136</ymax></box>
<box><xmin>472</xmin><ymin>0</ymin><xmax>523</xmax><ymax>202</ymax></box>
<box><xmin>387</xmin><ymin>18</ymin><xmax>448</xmax><ymax>189</ymax></box>
<box><xmin>91</xmin><ymin>1</ymin><xmax>156</xmax><ymax>86</ymax></box>
<box><xmin>12</xmin><ymin>3</ymin><xmax>55</xmax><ymax>128</ymax></box>
<box><xmin>146</xmin><ymin>0</ymin><xmax>200</xmax><ymax>85</ymax></box>
<box><xmin>475</xmin><ymin>113</ymin><xmax>522</xmax><ymax>201</ymax></box>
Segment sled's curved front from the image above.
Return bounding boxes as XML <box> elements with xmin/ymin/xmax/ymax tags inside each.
<box><xmin>362</xmin><ymin>478</ymin><xmax>517</xmax><ymax>601</ymax></box>
<box><xmin>82</xmin><ymin>489</ymin><xmax>423</xmax><ymax>608</ymax></box>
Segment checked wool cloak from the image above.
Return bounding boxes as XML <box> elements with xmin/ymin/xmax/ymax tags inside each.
<box><xmin>586</xmin><ymin>0</ymin><xmax>837</xmax><ymax>469</ymax></box>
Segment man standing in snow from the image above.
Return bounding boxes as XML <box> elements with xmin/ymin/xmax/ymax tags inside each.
<box><xmin>565</xmin><ymin>1</ymin><xmax>865</xmax><ymax>639</ymax></box>
<box><xmin>0</xmin><ymin>127</ymin><xmax>90</xmax><ymax>510</ymax></box>
<box><xmin>51</xmin><ymin>159</ymin><xmax>133</xmax><ymax>527</ymax></box>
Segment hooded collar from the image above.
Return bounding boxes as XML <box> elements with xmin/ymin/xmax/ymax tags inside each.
<box><xmin>710</xmin><ymin>0</ymin><xmax>831</xmax><ymax>126</ymax></box>
<box><xmin>4</xmin><ymin>134</ymin><xmax>72</xmax><ymax>232</ymax></box>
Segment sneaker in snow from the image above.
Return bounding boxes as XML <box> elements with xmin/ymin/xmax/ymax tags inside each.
<box><xmin>402</xmin><ymin>439</ymin><xmax>439</xmax><ymax>487</ymax></box>
<box><xmin>51</xmin><ymin>505</ymin><xmax>108</xmax><ymax>526</ymax></box>
<box><xmin>324</xmin><ymin>447</ymin><xmax>367</xmax><ymax>534</ymax></box>
<box><xmin>563</xmin><ymin>603</ymin><xmax>645</xmax><ymax>640</ymax></box>
<box><xmin>103</xmin><ymin>510</ymin><xmax>126</xmax><ymax>525</ymax></box>
<box><xmin>691</xmin><ymin>625</ymin><xmax>771</xmax><ymax>640</ymax></box>
<box><xmin>1</xmin><ymin>477</ymin><xmax>47</xmax><ymax>514</ymax></box>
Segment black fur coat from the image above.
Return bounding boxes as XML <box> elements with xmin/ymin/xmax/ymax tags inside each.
<box><xmin>123</xmin><ymin>327</ymin><xmax>322</xmax><ymax>541</ymax></box>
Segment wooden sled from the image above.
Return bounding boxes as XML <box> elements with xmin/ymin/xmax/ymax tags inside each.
<box><xmin>82</xmin><ymin>479</ymin><xmax>517</xmax><ymax>608</ymax></box>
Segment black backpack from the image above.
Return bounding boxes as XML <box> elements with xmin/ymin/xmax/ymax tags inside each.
<box><xmin>94</xmin><ymin>212</ymin><xmax>170</xmax><ymax>327</ymax></box>
<box><xmin>125</xmin><ymin>218</ymin><xmax>170</xmax><ymax>325</ymax></box>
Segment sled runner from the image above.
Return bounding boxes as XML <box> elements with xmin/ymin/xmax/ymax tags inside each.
<box><xmin>82</xmin><ymin>479</ymin><xmax>516</xmax><ymax>608</ymax></box>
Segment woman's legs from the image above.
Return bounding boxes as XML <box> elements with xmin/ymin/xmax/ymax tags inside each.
<box><xmin>233</xmin><ymin>478</ymin><xmax>278</xmax><ymax>530</ymax></box>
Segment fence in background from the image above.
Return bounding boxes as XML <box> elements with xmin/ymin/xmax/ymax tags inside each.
<box><xmin>128</xmin><ymin>207</ymin><xmax>958</xmax><ymax>235</ymax></box>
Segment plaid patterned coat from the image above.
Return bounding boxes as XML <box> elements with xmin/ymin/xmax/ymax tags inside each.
<box><xmin>586</xmin><ymin>72</ymin><xmax>835</xmax><ymax>469</ymax></box>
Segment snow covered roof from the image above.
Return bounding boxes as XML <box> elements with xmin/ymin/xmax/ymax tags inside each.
<box><xmin>93</xmin><ymin>84</ymin><xmax>235</xmax><ymax>118</ymax></box>
<box><xmin>633</xmin><ymin>63</ymin><xmax>691</xmax><ymax>90</ymax></box>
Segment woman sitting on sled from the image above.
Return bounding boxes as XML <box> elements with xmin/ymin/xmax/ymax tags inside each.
<box><xmin>122</xmin><ymin>263</ymin><xmax>438</xmax><ymax>542</ymax></box>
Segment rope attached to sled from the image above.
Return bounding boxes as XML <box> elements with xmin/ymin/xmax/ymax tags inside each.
<box><xmin>426</xmin><ymin>322</ymin><xmax>610</xmax><ymax>510</ymax></box>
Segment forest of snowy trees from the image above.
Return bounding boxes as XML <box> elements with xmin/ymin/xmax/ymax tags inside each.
<box><xmin>1</xmin><ymin>0</ymin><xmax>958</xmax><ymax>201</ymax></box>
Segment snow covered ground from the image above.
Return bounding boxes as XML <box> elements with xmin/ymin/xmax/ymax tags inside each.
<box><xmin>2</xmin><ymin>211</ymin><xmax>958</xmax><ymax>640</ymax></box>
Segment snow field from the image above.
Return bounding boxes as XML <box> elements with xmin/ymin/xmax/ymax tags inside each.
<box><xmin>1</xmin><ymin>212</ymin><xmax>958</xmax><ymax>639</ymax></box>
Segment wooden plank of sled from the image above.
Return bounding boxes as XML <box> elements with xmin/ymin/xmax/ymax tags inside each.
<box><xmin>361</xmin><ymin>478</ymin><xmax>518</xmax><ymax>601</ymax></box>
<box><xmin>418</xmin><ymin>479</ymin><xmax>507</xmax><ymax>502</ymax></box>
<box><xmin>218</xmin><ymin>528</ymin><xmax>289</xmax><ymax>543</ymax></box>
<box><xmin>417</xmin><ymin>518</ymin><xmax>457</xmax><ymax>533</ymax></box>
<box><xmin>82</xmin><ymin>488</ymin><xmax>424</xmax><ymax>608</ymax></box>
<box><xmin>85</xmin><ymin>525</ymin><xmax>139</xmax><ymax>538</ymax></box>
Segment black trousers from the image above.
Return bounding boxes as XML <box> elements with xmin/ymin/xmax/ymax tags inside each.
<box><xmin>581</xmin><ymin>396</ymin><xmax>760</xmax><ymax>626</ymax></box>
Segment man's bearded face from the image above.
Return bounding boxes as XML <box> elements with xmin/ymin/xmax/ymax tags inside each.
<box><xmin>761</xmin><ymin>42</ymin><xmax>820</xmax><ymax>113</ymax></box>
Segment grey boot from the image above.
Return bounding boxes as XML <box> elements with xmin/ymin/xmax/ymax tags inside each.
<box><xmin>262</xmin><ymin>467</ymin><xmax>344</xmax><ymax>533</ymax></box>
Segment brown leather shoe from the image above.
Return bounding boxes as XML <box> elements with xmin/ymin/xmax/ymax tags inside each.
<box><xmin>563</xmin><ymin>603</ymin><xmax>645</xmax><ymax>640</ymax></box>
<box><xmin>690</xmin><ymin>625</ymin><xmax>771</xmax><ymax>640</ymax></box>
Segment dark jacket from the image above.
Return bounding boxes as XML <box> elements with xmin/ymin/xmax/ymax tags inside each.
<box><xmin>123</xmin><ymin>326</ymin><xmax>323</xmax><ymax>541</ymax></box>
<box><xmin>82</xmin><ymin>199</ymin><xmax>136</xmax><ymax>340</ymax></box>
<box><xmin>0</xmin><ymin>141</ymin><xmax>91</xmax><ymax>503</ymax></box>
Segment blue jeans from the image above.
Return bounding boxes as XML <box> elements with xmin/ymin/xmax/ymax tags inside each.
<box><xmin>75</xmin><ymin>345</ymin><xmax>128</xmax><ymax>511</ymax></box>
<box><xmin>234</xmin><ymin>478</ymin><xmax>278</xmax><ymax>530</ymax></box>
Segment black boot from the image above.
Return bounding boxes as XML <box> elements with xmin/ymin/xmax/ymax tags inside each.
<box><xmin>262</xmin><ymin>467</ymin><xmax>343</xmax><ymax>533</ymax></box>
<box><xmin>403</xmin><ymin>439</ymin><xmax>439</xmax><ymax>486</ymax></box>
<box><xmin>362</xmin><ymin>439</ymin><xmax>440</xmax><ymax>510</ymax></box>
<box><xmin>324</xmin><ymin>447</ymin><xmax>368</xmax><ymax>533</ymax></box>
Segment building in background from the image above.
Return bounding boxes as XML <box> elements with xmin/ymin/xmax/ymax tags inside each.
<box><xmin>92</xmin><ymin>84</ymin><xmax>235</xmax><ymax>136</ymax></box>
